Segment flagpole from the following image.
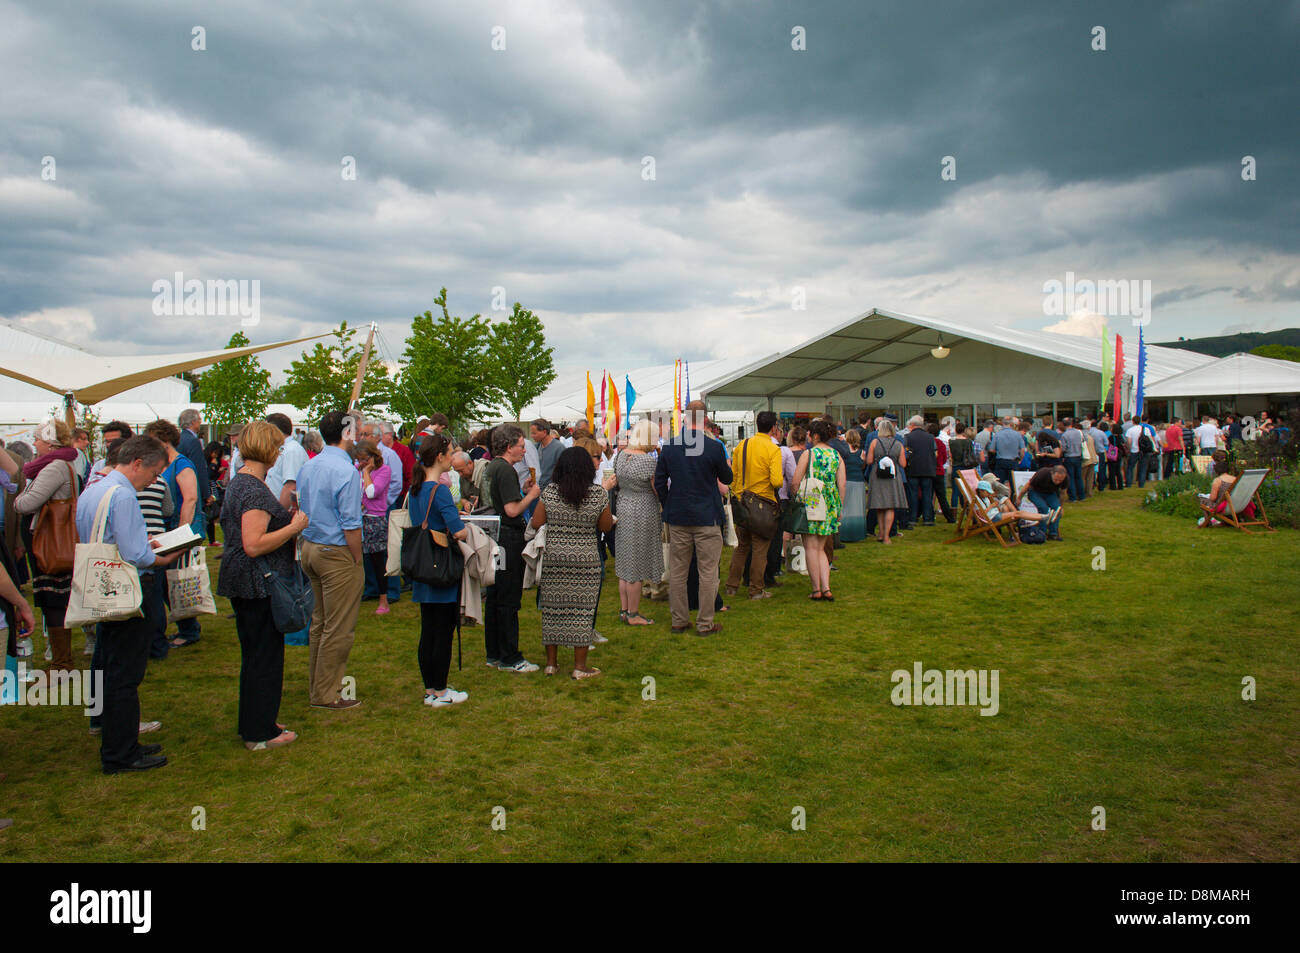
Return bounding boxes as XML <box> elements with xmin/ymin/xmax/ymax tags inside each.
<box><xmin>349</xmin><ymin>321</ymin><xmax>377</xmax><ymax>410</ymax></box>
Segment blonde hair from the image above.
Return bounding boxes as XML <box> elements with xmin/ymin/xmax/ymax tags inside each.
<box><xmin>35</xmin><ymin>419</ymin><xmax>73</xmax><ymax>447</ymax></box>
<box><xmin>238</xmin><ymin>420</ymin><xmax>285</xmax><ymax>466</ymax></box>
<box><xmin>628</xmin><ymin>419</ymin><xmax>658</xmax><ymax>451</ymax></box>
<box><xmin>846</xmin><ymin>429</ymin><xmax>861</xmax><ymax>450</ymax></box>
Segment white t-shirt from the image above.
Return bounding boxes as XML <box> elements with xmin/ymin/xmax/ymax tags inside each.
<box><xmin>1125</xmin><ymin>425</ymin><xmax>1143</xmax><ymax>453</ymax></box>
<box><xmin>1194</xmin><ymin>423</ymin><xmax>1219</xmax><ymax>449</ymax></box>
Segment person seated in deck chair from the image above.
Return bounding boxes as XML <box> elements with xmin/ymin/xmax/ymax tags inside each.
<box><xmin>1197</xmin><ymin>456</ymin><xmax>1255</xmax><ymax>527</ymax></box>
<box><xmin>974</xmin><ymin>481</ymin><xmax>1052</xmax><ymax>542</ymax></box>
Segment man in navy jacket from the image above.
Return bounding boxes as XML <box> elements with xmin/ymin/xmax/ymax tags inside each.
<box><xmin>654</xmin><ymin>401</ymin><xmax>733</xmax><ymax>636</ymax></box>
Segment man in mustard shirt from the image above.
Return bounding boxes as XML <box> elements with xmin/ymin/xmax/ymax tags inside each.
<box><xmin>724</xmin><ymin>411</ymin><xmax>785</xmax><ymax>600</ymax></box>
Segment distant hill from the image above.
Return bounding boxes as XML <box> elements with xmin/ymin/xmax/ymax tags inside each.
<box><xmin>1158</xmin><ymin>328</ymin><xmax>1300</xmax><ymax>357</ymax></box>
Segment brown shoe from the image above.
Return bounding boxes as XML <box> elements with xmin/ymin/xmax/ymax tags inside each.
<box><xmin>695</xmin><ymin>622</ymin><xmax>723</xmax><ymax>636</ymax></box>
<box><xmin>311</xmin><ymin>698</ymin><xmax>362</xmax><ymax>711</ymax></box>
<box><xmin>670</xmin><ymin>625</ymin><xmax>690</xmax><ymax>633</ymax></box>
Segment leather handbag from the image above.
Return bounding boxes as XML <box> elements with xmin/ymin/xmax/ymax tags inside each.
<box><xmin>782</xmin><ymin>489</ymin><xmax>810</xmax><ymax>535</ymax></box>
<box><xmin>401</xmin><ymin>483</ymin><xmax>465</xmax><ymax>588</ymax></box>
<box><xmin>257</xmin><ymin>546</ymin><xmax>315</xmax><ymax>633</ymax></box>
<box><xmin>731</xmin><ymin>438</ymin><xmax>781</xmax><ymax>539</ymax></box>
<box><xmin>31</xmin><ymin>461</ymin><xmax>79</xmax><ymax>575</ymax></box>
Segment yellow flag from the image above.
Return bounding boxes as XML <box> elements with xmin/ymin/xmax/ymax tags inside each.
<box><xmin>586</xmin><ymin>372</ymin><xmax>595</xmax><ymax>432</ymax></box>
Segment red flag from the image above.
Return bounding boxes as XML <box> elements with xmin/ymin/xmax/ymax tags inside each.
<box><xmin>1112</xmin><ymin>335</ymin><xmax>1125</xmax><ymax>422</ymax></box>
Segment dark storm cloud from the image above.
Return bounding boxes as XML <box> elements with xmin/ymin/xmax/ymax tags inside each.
<box><xmin>1</xmin><ymin>0</ymin><xmax>1297</xmax><ymax>373</ymax></box>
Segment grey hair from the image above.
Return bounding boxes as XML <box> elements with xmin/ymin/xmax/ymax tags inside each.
<box><xmin>907</xmin><ymin>415</ymin><xmax>924</xmax><ymax>428</ymax></box>
<box><xmin>179</xmin><ymin>408</ymin><xmax>201</xmax><ymax>429</ymax></box>
<box><xmin>379</xmin><ymin>420</ymin><xmax>395</xmax><ymax>435</ymax></box>
<box><xmin>303</xmin><ymin>430</ymin><xmax>324</xmax><ymax>453</ymax></box>
<box><xmin>877</xmin><ymin>419</ymin><xmax>897</xmax><ymax>438</ymax></box>
<box><xmin>450</xmin><ymin>450</ymin><xmax>472</xmax><ymax>467</ymax></box>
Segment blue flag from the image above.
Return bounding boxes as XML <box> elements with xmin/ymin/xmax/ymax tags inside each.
<box><xmin>624</xmin><ymin>375</ymin><xmax>637</xmax><ymax>428</ymax></box>
<box><xmin>1135</xmin><ymin>326</ymin><xmax>1148</xmax><ymax>417</ymax></box>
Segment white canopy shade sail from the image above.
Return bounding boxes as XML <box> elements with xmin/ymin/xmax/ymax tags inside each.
<box><xmin>1144</xmin><ymin>352</ymin><xmax>1300</xmax><ymax>398</ymax></box>
<box><xmin>0</xmin><ymin>332</ymin><xmax>332</xmax><ymax>405</ymax></box>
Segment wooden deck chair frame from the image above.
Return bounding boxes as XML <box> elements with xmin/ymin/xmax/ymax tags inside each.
<box><xmin>946</xmin><ymin>476</ymin><xmax>1016</xmax><ymax>547</ymax></box>
<box><xmin>1199</xmin><ymin>468</ymin><xmax>1276</xmax><ymax>533</ymax></box>
<box><xmin>954</xmin><ymin>469</ymin><xmax>981</xmax><ymax>533</ymax></box>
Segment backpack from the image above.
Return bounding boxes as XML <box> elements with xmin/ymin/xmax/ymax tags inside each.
<box><xmin>1018</xmin><ymin>523</ymin><xmax>1047</xmax><ymax>544</ymax></box>
<box><xmin>1138</xmin><ymin>432</ymin><xmax>1154</xmax><ymax>454</ymax></box>
<box><xmin>874</xmin><ymin>438</ymin><xmax>897</xmax><ymax>480</ymax></box>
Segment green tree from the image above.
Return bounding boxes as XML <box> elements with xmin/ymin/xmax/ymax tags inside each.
<box><xmin>188</xmin><ymin>331</ymin><xmax>273</xmax><ymax>434</ymax></box>
<box><xmin>396</xmin><ymin>289</ymin><xmax>498</xmax><ymax>428</ymax></box>
<box><xmin>279</xmin><ymin>321</ymin><xmax>393</xmax><ymax>421</ymax></box>
<box><xmin>489</xmin><ymin>302</ymin><xmax>556</xmax><ymax>421</ymax></box>
<box><xmin>1250</xmin><ymin>344</ymin><xmax>1300</xmax><ymax>363</ymax></box>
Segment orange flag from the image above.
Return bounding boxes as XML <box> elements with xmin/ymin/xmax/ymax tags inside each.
<box><xmin>586</xmin><ymin>372</ymin><xmax>595</xmax><ymax>432</ymax></box>
<box><xmin>608</xmin><ymin>373</ymin><xmax>621</xmax><ymax>438</ymax></box>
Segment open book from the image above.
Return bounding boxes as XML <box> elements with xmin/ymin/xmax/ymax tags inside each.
<box><xmin>151</xmin><ymin>525</ymin><xmax>203</xmax><ymax>558</ymax></box>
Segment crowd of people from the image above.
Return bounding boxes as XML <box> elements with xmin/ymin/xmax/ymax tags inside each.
<box><xmin>0</xmin><ymin>399</ymin><xmax>1287</xmax><ymax>779</ymax></box>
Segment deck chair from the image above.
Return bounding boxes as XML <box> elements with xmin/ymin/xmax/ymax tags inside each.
<box><xmin>1199</xmin><ymin>468</ymin><xmax>1275</xmax><ymax>533</ymax></box>
<box><xmin>946</xmin><ymin>475</ymin><xmax>1015</xmax><ymax>547</ymax></box>
<box><xmin>954</xmin><ymin>469</ymin><xmax>980</xmax><ymax>533</ymax></box>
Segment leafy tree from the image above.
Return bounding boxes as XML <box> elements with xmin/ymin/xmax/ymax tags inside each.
<box><xmin>188</xmin><ymin>331</ymin><xmax>273</xmax><ymax>434</ymax></box>
<box><xmin>1250</xmin><ymin>344</ymin><xmax>1300</xmax><ymax>363</ymax></box>
<box><xmin>396</xmin><ymin>289</ymin><xmax>498</xmax><ymax>428</ymax></box>
<box><xmin>489</xmin><ymin>302</ymin><xmax>556</xmax><ymax>421</ymax></box>
<box><xmin>279</xmin><ymin>321</ymin><xmax>392</xmax><ymax>421</ymax></box>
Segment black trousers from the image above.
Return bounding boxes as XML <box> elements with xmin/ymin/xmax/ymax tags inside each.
<box><xmin>97</xmin><ymin>585</ymin><xmax>163</xmax><ymax>770</ymax></box>
<box><xmin>484</xmin><ymin>527</ymin><xmax>525</xmax><ymax>666</ymax></box>
<box><xmin>230</xmin><ymin>596</ymin><xmax>285</xmax><ymax>744</ymax></box>
<box><xmin>418</xmin><ymin>601</ymin><xmax>458</xmax><ymax>690</ymax></box>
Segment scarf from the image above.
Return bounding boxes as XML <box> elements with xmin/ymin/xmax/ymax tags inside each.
<box><xmin>22</xmin><ymin>445</ymin><xmax>78</xmax><ymax>481</ymax></box>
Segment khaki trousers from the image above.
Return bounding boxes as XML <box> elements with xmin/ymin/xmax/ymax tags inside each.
<box><xmin>725</xmin><ymin>524</ymin><xmax>772</xmax><ymax>597</ymax></box>
<box><xmin>667</xmin><ymin>524</ymin><xmax>723</xmax><ymax>630</ymax></box>
<box><xmin>301</xmin><ymin>540</ymin><xmax>365</xmax><ymax>705</ymax></box>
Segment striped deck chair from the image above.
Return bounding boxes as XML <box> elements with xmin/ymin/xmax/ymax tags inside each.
<box><xmin>1199</xmin><ymin>468</ymin><xmax>1275</xmax><ymax>533</ymax></box>
<box><xmin>953</xmin><ymin>469</ymin><xmax>981</xmax><ymax>533</ymax></box>
<box><xmin>946</xmin><ymin>475</ymin><xmax>1015</xmax><ymax>547</ymax></box>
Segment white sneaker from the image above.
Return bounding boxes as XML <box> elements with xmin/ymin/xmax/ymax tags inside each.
<box><xmin>591</xmin><ymin>630</ymin><xmax>609</xmax><ymax>644</ymax></box>
<box><xmin>501</xmin><ymin>659</ymin><xmax>539</xmax><ymax>673</ymax></box>
<box><xmin>425</xmin><ymin>688</ymin><xmax>468</xmax><ymax>707</ymax></box>
<box><xmin>43</xmin><ymin>641</ymin><xmax>52</xmax><ymax>661</ymax></box>
<box><xmin>84</xmin><ymin>635</ymin><xmax>96</xmax><ymax>656</ymax></box>
<box><xmin>16</xmin><ymin>637</ymin><xmax>32</xmax><ymax>658</ymax></box>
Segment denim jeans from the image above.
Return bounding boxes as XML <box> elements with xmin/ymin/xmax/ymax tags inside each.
<box><xmin>993</xmin><ymin>460</ymin><xmax>1015</xmax><ymax>486</ymax></box>
<box><xmin>910</xmin><ymin>475</ymin><xmax>935</xmax><ymax>523</ymax></box>
<box><xmin>1027</xmin><ymin>489</ymin><xmax>1062</xmax><ymax>535</ymax></box>
<box><xmin>1063</xmin><ymin>457</ymin><xmax>1084</xmax><ymax>501</ymax></box>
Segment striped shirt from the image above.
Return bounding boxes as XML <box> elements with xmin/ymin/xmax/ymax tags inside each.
<box><xmin>138</xmin><ymin>477</ymin><xmax>169</xmax><ymax>537</ymax></box>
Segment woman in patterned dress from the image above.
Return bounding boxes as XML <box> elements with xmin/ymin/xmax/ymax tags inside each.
<box><xmin>611</xmin><ymin>419</ymin><xmax>663</xmax><ymax>625</ymax></box>
<box><xmin>530</xmin><ymin>446</ymin><xmax>614</xmax><ymax>679</ymax></box>
<box><xmin>790</xmin><ymin>418</ymin><xmax>845</xmax><ymax>601</ymax></box>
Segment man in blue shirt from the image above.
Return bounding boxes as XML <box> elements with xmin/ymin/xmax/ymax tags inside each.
<box><xmin>297</xmin><ymin>410</ymin><xmax>365</xmax><ymax>710</ymax></box>
<box><xmin>177</xmin><ymin>409</ymin><xmax>211</xmax><ymax>529</ymax></box>
<box><xmin>75</xmin><ymin>435</ymin><xmax>181</xmax><ymax>774</ymax></box>
<box><xmin>990</xmin><ymin>423</ymin><xmax>1025</xmax><ymax>486</ymax></box>
<box><xmin>654</xmin><ymin>401</ymin><xmax>733</xmax><ymax>636</ymax></box>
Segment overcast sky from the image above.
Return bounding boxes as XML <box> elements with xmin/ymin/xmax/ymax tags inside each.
<box><xmin>2</xmin><ymin>0</ymin><xmax>1297</xmax><ymax>383</ymax></box>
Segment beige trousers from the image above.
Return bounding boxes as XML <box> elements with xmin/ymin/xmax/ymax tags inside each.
<box><xmin>301</xmin><ymin>540</ymin><xmax>365</xmax><ymax>705</ymax></box>
<box><xmin>667</xmin><ymin>524</ymin><xmax>724</xmax><ymax>631</ymax></box>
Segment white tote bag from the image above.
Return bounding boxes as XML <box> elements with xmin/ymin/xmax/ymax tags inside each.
<box><xmin>799</xmin><ymin>476</ymin><xmax>828</xmax><ymax>522</ymax></box>
<box><xmin>65</xmin><ymin>486</ymin><xmax>143</xmax><ymax>627</ymax></box>
<box><xmin>167</xmin><ymin>545</ymin><xmax>216</xmax><ymax>622</ymax></box>
<box><xmin>721</xmin><ymin>492</ymin><xmax>739</xmax><ymax>547</ymax></box>
<box><xmin>387</xmin><ymin>506</ymin><xmax>411</xmax><ymax>577</ymax></box>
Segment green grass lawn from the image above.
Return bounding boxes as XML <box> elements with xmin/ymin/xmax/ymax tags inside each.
<box><xmin>2</xmin><ymin>485</ymin><xmax>1297</xmax><ymax>861</ymax></box>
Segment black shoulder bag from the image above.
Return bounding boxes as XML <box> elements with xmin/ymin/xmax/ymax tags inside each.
<box><xmin>731</xmin><ymin>437</ymin><xmax>781</xmax><ymax>539</ymax></box>
<box><xmin>401</xmin><ymin>483</ymin><xmax>465</xmax><ymax>588</ymax></box>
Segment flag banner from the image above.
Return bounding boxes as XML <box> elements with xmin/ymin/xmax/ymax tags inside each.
<box><xmin>672</xmin><ymin>359</ymin><xmax>681</xmax><ymax>436</ymax></box>
<box><xmin>624</xmin><ymin>375</ymin><xmax>637</xmax><ymax>429</ymax></box>
<box><xmin>1135</xmin><ymin>327</ymin><xmax>1148</xmax><ymax>417</ymax></box>
<box><xmin>609</xmin><ymin>373</ymin><xmax>621</xmax><ymax>438</ymax></box>
<box><xmin>685</xmin><ymin>361</ymin><xmax>691</xmax><ymax>406</ymax></box>
<box><xmin>1100</xmin><ymin>323</ymin><xmax>1113</xmax><ymax>407</ymax></box>
<box><xmin>598</xmin><ymin>370</ymin><xmax>607</xmax><ymax>439</ymax></box>
<box><xmin>586</xmin><ymin>372</ymin><xmax>595</xmax><ymax>432</ymax></box>
<box><xmin>1112</xmin><ymin>335</ymin><xmax>1125</xmax><ymax>422</ymax></box>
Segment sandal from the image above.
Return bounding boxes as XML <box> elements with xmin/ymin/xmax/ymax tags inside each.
<box><xmin>571</xmin><ymin>667</ymin><xmax>602</xmax><ymax>680</ymax></box>
<box><xmin>809</xmin><ymin>591</ymin><xmax>824</xmax><ymax>600</ymax></box>
<box><xmin>246</xmin><ymin>729</ymin><xmax>297</xmax><ymax>751</ymax></box>
<box><xmin>618</xmin><ymin>610</ymin><xmax>629</xmax><ymax>623</ymax></box>
<box><xmin>822</xmin><ymin>590</ymin><xmax>835</xmax><ymax>602</ymax></box>
<box><xmin>626</xmin><ymin>612</ymin><xmax>655</xmax><ymax>625</ymax></box>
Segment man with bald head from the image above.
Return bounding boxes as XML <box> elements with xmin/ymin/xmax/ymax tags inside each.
<box><xmin>451</xmin><ymin>450</ymin><xmax>491</xmax><ymax>511</ymax></box>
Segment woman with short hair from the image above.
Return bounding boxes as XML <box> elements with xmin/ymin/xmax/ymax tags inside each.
<box><xmin>14</xmin><ymin>419</ymin><xmax>80</xmax><ymax>672</ymax></box>
<box><xmin>866</xmin><ymin>418</ymin><xmax>908</xmax><ymax>545</ymax></box>
<box><xmin>530</xmin><ymin>446</ymin><xmax>614</xmax><ymax>678</ymax></box>
<box><xmin>611</xmin><ymin>419</ymin><xmax>662</xmax><ymax>625</ymax></box>
<box><xmin>216</xmin><ymin>420</ymin><xmax>310</xmax><ymax>750</ymax></box>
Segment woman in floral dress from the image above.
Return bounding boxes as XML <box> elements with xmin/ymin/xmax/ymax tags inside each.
<box><xmin>790</xmin><ymin>419</ymin><xmax>845</xmax><ymax>601</ymax></box>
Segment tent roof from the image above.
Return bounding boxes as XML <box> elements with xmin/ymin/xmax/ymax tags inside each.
<box><xmin>704</xmin><ymin>307</ymin><xmax>1215</xmax><ymax>401</ymax></box>
<box><xmin>1144</xmin><ymin>351</ymin><xmax>1300</xmax><ymax>397</ymax></box>
<box><xmin>0</xmin><ymin>325</ymin><xmax>332</xmax><ymax>405</ymax></box>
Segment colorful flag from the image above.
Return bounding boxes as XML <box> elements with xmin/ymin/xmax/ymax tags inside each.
<box><xmin>672</xmin><ymin>359</ymin><xmax>681</xmax><ymax>436</ymax></box>
<box><xmin>608</xmin><ymin>374</ymin><xmax>621</xmax><ymax>438</ymax></box>
<box><xmin>1112</xmin><ymin>335</ymin><xmax>1125</xmax><ymax>422</ymax></box>
<box><xmin>685</xmin><ymin>361</ymin><xmax>691</xmax><ymax>405</ymax></box>
<box><xmin>1100</xmin><ymin>323</ymin><xmax>1113</xmax><ymax>409</ymax></box>
<box><xmin>598</xmin><ymin>371</ymin><xmax>607</xmax><ymax>439</ymax></box>
<box><xmin>586</xmin><ymin>372</ymin><xmax>595</xmax><ymax>432</ymax></box>
<box><xmin>624</xmin><ymin>375</ymin><xmax>637</xmax><ymax>428</ymax></box>
<box><xmin>1135</xmin><ymin>326</ymin><xmax>1148</xmax><ymax>417</ymax></box>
